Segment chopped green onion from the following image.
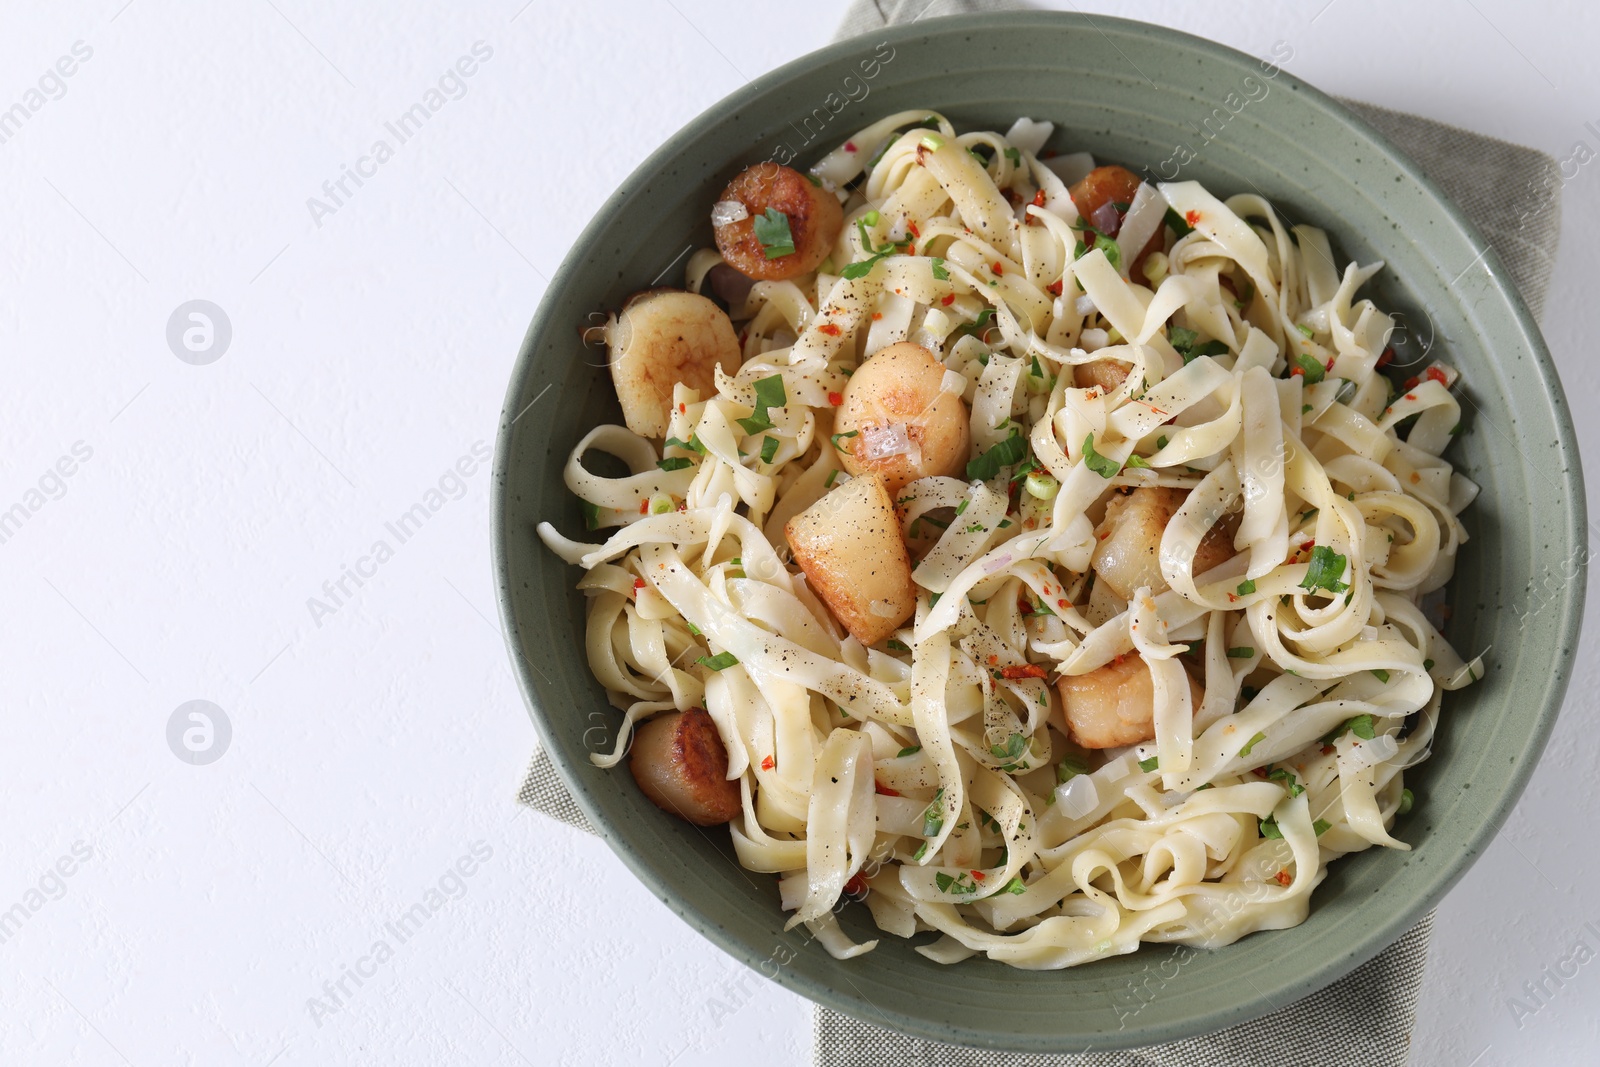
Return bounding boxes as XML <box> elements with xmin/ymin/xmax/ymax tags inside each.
<box><xmin>966</xmin><ymin>428</ymin><xmax>1028</xmax><ymax>480</ymax></box>
<box><xmin>1024</xmin><ymin>471</ymin><xmax>1059</xmax><ymax>499</ymax></box>
<box><xmin>647</xmin><ymin>493</ymin><xmax>674</xmax><ymax>515</ymax></box>
<box><xmin>1227</xmin><ymin>646</ymin><xmax>1255</xmax><ymax>659</ymax></box>
<box><xmin>1164</xmin><ymin>206</ymin><xmax>1194</xmax><ymax>237</ymax></box>
<box><xmin>1003</xmin><ymin>147</ymin><xmax>1022</xmax><ymax>166</ymax></box>
<box><xmin>1156</xmin><ymin>435</ymin><xmax>1169</xmax><ymax>450</ymax></box>
<box><xmin>657</xmin><ymin>456</ymin><xmax>692</xmax><ymax>471</ymax></box>
<box><xmin>1291</xmin><ymin>351</ymin><xmax>1326</xmax><ymax>384</ymax></box>
<box><xmin>1313</xmin><ymin>819</ymin><xmax>1332</xmax><ymax>836</ymax></box>
<box><xmin>896</xmin><ymin>744</ymin><xmax>921</xmax><ymax>758</ymax></box>
<box><xmin>1259</xmin><ymin>815</ymin><xmax>1283</xmax><ymax>840</ymax></box>
<box><xmin>912</xmin><ymin>841</ymin><xmax>929</xmax><ymax>861</ymax></box>
<box><xmin>1398</xmin><ymin>788</ymin><xmax>1414</xmax><ymax>815</ymax></box>
<box><xmin>831</xmin><ymin>430</ymin><xmax>859</xmax><ymax>453</ymax></box>
<box><xmin>861</xmin><ymin>209</ymin><xmax>881</xmax><ymax>227</ymax></box>
<box><xmin>919</xmin><ymin>132</ymin><xmax>946</xmax><ymax>151</ymax></box>
<box><xmin>887</xmin><ymin>639</ymin><xmax>912</xmax><ymax>653</ymax></box>
<box><xmin>1295</xmin><ymin>323</ymin><xmax>1315</xmax><ymax>339</ymax></box>
<box><xmin>686</xmin><ymin>622</ymin><xmax>701</xmax><ymax>636</ymax></box>
<box><xmin>1239</xmin><ymin>732</ymin><xmax>1266</xmax><ymax>757</ymax></box>
<box><xmin>824</xmin><ymin>469</ymin><xmax>841</xmax><ymax>488</ymax></box>
<box><xmin>579</xmin><ymin>498</ymin><xmax>602</xmax><ymax>531</ymax></box>
<box><xmin>1371</xmin><ymin>668</ymin><xmax>1390</xmax><ymax>683</ymax></box>
<box><xmin>1423</xmin><ymin>658</ymin><xmax>1435</xmax><ymax>671</ymax></box>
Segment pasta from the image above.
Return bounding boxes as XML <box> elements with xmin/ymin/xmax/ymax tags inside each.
<box><xmin>536</xmin><ymin>111</ymin><xmax>1483</xmax><ymax>969</ymax></box>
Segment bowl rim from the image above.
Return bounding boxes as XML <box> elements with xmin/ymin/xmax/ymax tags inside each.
<box><xmin>493</xmin><ymin>9</ymin><xmax>1587</xmax><ymax>1051</ymax></box>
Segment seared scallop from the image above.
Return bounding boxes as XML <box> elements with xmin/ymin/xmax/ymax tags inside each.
<box><xmin>605</xmin><ymin>289</ymin><xmax>741</xmax><ymax>439</ymax></box>
<box><xmin>834</xmin><ymin>342</ymin><xmax>970</xmax><ymax>495</ymax></box>
<box><xmin>629</xmin><ymin>707</ymin><xmax>742</xmax><ymax>826</ymax></box>
<box><xmin>712</xmin><ymin>163</ymin><xmax>843</xmax><ymax>281</ymax></box>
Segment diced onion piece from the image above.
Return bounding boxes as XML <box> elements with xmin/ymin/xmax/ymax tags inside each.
<box><xmin>1080</xmin><ymin>328</ymin><xmax>1109</xmax><ymax>351</ymax></box>
<box><xmin>1075</xmin><ymin>295</ymin><xmax>1097</xmax><ymax>317</ymax></box>
<box><xmin>1345</xmin><ymin>733</ymin><xmax>1399</xmax><ymax>770</ymax></box>
<box><xmin>1056</xmin><ymin>773</ymin><xmax>1099</xmax><ymax>818</ymax></box>
<box><xmin>711</xmin><ymin>200</ymin><xmax>749</xmax><ymax>226</ymax></box>
<box><xmin>1089</xmin><ymin>202</ymin><xmax>1121</xmax><ymax>234</ymax></box>
<box><xmin>940</xmin><ymin>369</ymin><xmax>968</xmax><ymax>395</ymax></box>
<box><xmin>861</xmin><ymin>422</ymin><xmax>913</xmax><ymax>460</ymax></box>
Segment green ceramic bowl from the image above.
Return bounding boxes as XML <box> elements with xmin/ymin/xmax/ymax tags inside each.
<box><xmin>494</xmin><ymin>12</ymin><xmax>1585</xmax><ymax>1051</ymax></box>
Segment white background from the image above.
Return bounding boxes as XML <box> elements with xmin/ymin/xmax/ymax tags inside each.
<box><xmin>1</xmin><ymin>1</ymin><xmax>1595</xmax><ymax>1064</ymax></box>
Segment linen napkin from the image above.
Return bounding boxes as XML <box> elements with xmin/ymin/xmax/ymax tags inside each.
<box><xmin>518</xmin><ymin>2</ymin><xmax>1563</xmax><ymax>1063</ymax></box>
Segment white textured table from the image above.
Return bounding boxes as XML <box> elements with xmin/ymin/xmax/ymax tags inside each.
<box><xmin>3</xmin><ymin>1</ymin><xmax>1594</xmax><ymax>1064</ymax></box>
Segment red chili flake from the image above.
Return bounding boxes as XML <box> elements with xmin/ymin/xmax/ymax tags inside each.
<box><xmin>1048</xmin><ymin>279</ymin><xmax>1064</xmax><ymax>296</ymax></box>
<box><xmin>875</xmin><ymin>781</ymin><xmax>901</xmax><ymax>797</ymax></box>
<box><xmin>871</xmin><ymin>311</ymin><xmax>883</xmax><ymax>320</ymax></box>
<box><xmin>1289</xmin><ymin>365</ymin><xmax>1305</xmax><ymax>378</ymax></box>
<box><xmin>908</xmin><ymin>221</ymin><xmax>921</xmax><ymax>238</ymax></box>
<box><xmin>1425</xmin><ymin>366</ymin><xmax>1449</xmax><ymax>385</ymax></box>
<box><xmin>678</xmin><ymin>402</ymin><xmax>687</xmax><ymax>414</ymax></box>
<box><xmin>845</xmin><ymin>141</ymin><xmax>858</xmax><ymax>153</ymax></box>
<box><xmin>1275</xmin><ymin>869</ymin><xmax>1293</xmax><ymax>887</ymax></box>
<box><xmin>1252</xmin><ymin>767</ymin><xmax>1269</xmax><ymax>778</ymax></box>
<box><xmin>818</xmin><ymin>323</ymin><xmax>841</xmax><ymax>336</ymax></box>
<box><xmin>970</xmin><ymin>870</ymin><xmax>986</xmax><ymax>881</ymax></box>
<box><xmin>905</xmin><ymin>244</ymin><xmax>916</xmax><ymax>256</ymax></box>
<box><xmin>1227</xmin><ymin>593</ymin><xmax>1239</xmax><ymax>603</ymax></box>
<box><xmin>1402</xmin><ymin>376</ymin><xmax>1420</xmax><ymax>390</ymax></box>
<box><xmin>638</xmin><ymin>500</ymin><xmax>650</xmax><ymax>515</ymax></box>
<box><xmin>633</xmin><ymin>578</ymin><xmax>645</xmax><ymax>593</ymax></box>
<box><xmin>940</xmin><ymin>293</ymin><xmax>956</xmax><ymax>306</ymax></box>
<box><xmin>1325</xmin><ymin>357</ymin><xmax>1335</xmax><ymax>371</ymax></box>
<box><xmin>1000</xmin><ymin>664</ymin><xmax>1049</xmax><ymax>680</ymax></box>
<box><xmin>844</xmin><ymin>873</ymin><xmax>868</xmax><ymax>896</ymax></box>
<box><xmin>827</xmin><ymin>391</ymin><xmax>843</xmax><ymax>406</ymax></box>
<box><xmin>1056</xmin><ymin>598</ymin><xmax>1068</xmax><ymax>609</ymax></box>
<box><xmin>1376</xmin><ymin>347</ymin><xmax>1395</xmax><ymax>368</ymax></box>
<box><xmin>987</xmin><ymin>654</ymin><xmax>999</xmax><ymax>666</ymax></box>
<box><xmin>1185</xmin><ymin>210</ymin><xmax>1201</xmax><ymax>226</ymax></box>
<box><xmin>1300</xmin><ymin>540</ymin><xmax>1315</xmax><ymax>553</ymax></box>
<box><xmin>761</xmin><ymin>755</ymin><xmax>775</xmax><ymax>771</ymax></box>
<box><xmin>1031</xmin><ymin>189</ymin><xmax>1047</xmax><ymax>208</ymax></box>
<box><xmin>1404</xmin><ymin>392</ymin><xmax>1417</xmax><ymax>401</ymax></box>
<box><xmin>1321</xmin><ymin>744</ymin><xmax>1336</xmax><ymax>755</ymax></box>
<box><xmin>992</xmin><ymin>261</ymin><xmax>1004</xmax><ymax>276</ymax></box>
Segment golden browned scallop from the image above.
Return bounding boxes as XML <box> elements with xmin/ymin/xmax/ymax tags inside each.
<box><xmin>629</xmin><ymin>707</ymin><xmax>742</xmax><ymax>826</ymax></box>
<box><xmin>1073</xmin><ymin>358</ymin><xmax>1132</xmax><ymax>394</ymax></box>
<box><xmin>605</xmin><ymin>289</ymin><xmax>740</xmax><ymax>439</ymax></box>
<box><xmin>1068</xmin><ymin>164</ymin><xmax>1163</xmax><ymax>276</ymax></box>
<box><xmin>785</xmin><ymin>471</ymin><xmax>916</xmax><ymax>646</ymax></box>
<box><xmin>835</xmin><ymin>342</ymin><xmax>970</xmax><ymax>495</ymax></box>
<box><xmin>1057</xmin><ymin>652</ymin><xmax>1204</xmax><ymax>749</ymax></box>
<box><xmin>1092</xmin><ymin>487</ymin><xmax>1238</xmax><ymax>600</ymax></box>
<box><xmin>713</xmin><ymin>163</ymin><xmax>843</xmax><ymax>281</ymax></box>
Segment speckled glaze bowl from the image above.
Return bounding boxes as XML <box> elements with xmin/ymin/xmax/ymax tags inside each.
<box><xmin>493</xmin><ymin>12</ymin><xmax>1585</xmax><ymax>1052</ymax></box>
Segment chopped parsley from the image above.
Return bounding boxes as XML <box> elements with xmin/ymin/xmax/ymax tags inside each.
<box><xmin>1267</xmin><ymin>768</ymin><xmax>1304</xmax><ymax>797</ymax></box>
<box><xmin>1169</xmin><ymin>326</ymin><xmax>1230</xmax><ymax>364</ymax></box>
<box><xmin>1164</xmin><ymin>206</ymin><xmax>1194</xmax><ymax>237</ymax></box>
<box><xmin>1324</xmin><ymin>713</ymin><xmax>1376</xmax><ymax>744</ymax></box>
<box><xmin>752</xmin><ymin>208</ymin><xmax>795</xmax><ymax>259</ymax></box>
<box><xmin>1259</xmin><ymin>815</ymin><xmax>1283</xmax><ymax>840</ymax></box>
<box><xmin>1371</xmin><ymin>668</ymin><xmax>1390</xmax><ymax>683</ymax></box>
<box><xmin>1236</xmin><ymin>579</ymin><xmax>1257</xmax><ymax>596</ymax></box>
<box><xmin>1082</xmin><ymin>433</ymin><xmax>1120</xmax><ymax>478</ymax></box>
<box><xmin>935</xmin><ymin>871</ymin><xmax>980</xmax><ymax>895</ymax></box>
<box><xmin>1057</xmin><ymin>756</ymin><xmax>1088</xmax><ymax>784</ymax></box>
<box><xmin>759</xmin><ymin>435</ymin><xmax>780</xmax><ymax>463</ymax></box>
<box><xmin>579</xmin><ymin>498</ymin><xmax>602</xmax><ymax>531</ymax></box>
<box><xmin>697</xmin><ymin>651</ymin><xmax>739</xmax><ymax>671</ymax></box>
<box><xmin>1313</xmin><ymin>819</ymin><xmax>1332</xmax><ymax>836</ymax></box>
<box><xmin>1227</xmin><ymin>646</ymin><xmax>1255</xmax><ymax>659</ymax></box>
<box><xmin>1299</xmin><ymin>545</ymin><xmax>1350</xmax><ymax>594</ymax></box>
<box><xmin>657</xmin><ymin>456</ymin><xmax>693</xmax><ymax>471</ymax></box>
<box><xmin>737</xmin><ymin>374</ymin><xmax>787</xmax><ymax>434</ymax></box>
<box><xmin>1138</xmin><ymin>755</ymin><xmax>1159</xmax><ymax>773</ymax></box>
<box><xmin>990</xmin><ymin>732</ymin><xmax>1027</xmax><ymax>764</ymax></box>
<box><xmin>930</xmin><ymin>257</ymin><xmax>950</xmax><ymax>281</ymax></box>
<box><xmin>921</xmin><ymin>789</ymin><xmax>946</xmax><ymax>837</ymax></box>
<box><xmin>1003</xmin><ymin>147</ymin><xmax>1022</xmax><ymax>166</ymax></box>
<box><xmin>996</xmin><ymin>875</ymin><xmax>1027</xmax><ymax>896</ymax></box>
<box><xmin>897</xmin><ymin>744</ymin><xmax>922</xmax><ymax>758</ymax></box>
<box><xmin>887</xmin><ymin>639</ymin><xmax>912</xmax><ymax>653</ymax></box>
<box><xmin>664</xmin><ymin>435</ymin><xmax>705</xmax><ymax>455</ymax></box>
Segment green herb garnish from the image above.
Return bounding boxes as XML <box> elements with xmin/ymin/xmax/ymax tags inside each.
<box><xmin>1299</xmin><ymin>545</ymin><xmax>1350</xmax><ymax>594</ymax></box>
<box><xmin>697</xmin><ymin>651</ymin><xmax>739</xmax><ymax>671</ymax></box>
<box><xmin>753</xmin><ymin>208</ymin><xmax>795</xmax><ymax>259</ymax></box>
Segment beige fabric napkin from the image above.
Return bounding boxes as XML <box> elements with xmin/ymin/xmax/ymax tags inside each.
<box><xmin>517</xmin><ymin>2</ymin><xmax>1562</xmax><ymax>1062</ymax></box>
